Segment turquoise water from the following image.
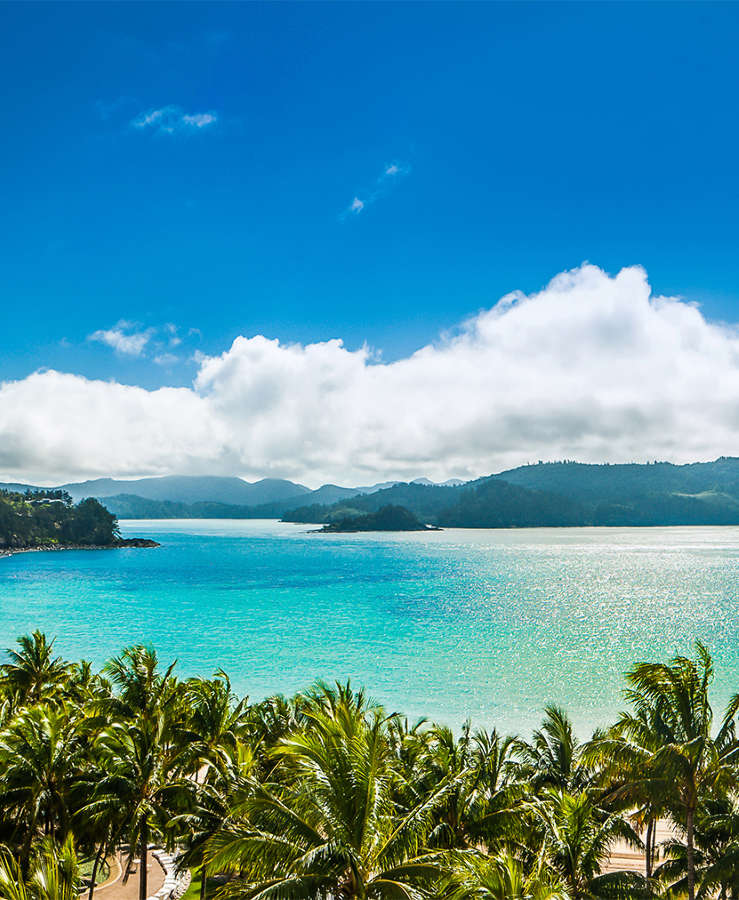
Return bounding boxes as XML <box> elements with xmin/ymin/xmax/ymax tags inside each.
<box><xmin>2</xmin><ymin>520</ymin><xmax>739</xmax><ymax>735</ymax></box>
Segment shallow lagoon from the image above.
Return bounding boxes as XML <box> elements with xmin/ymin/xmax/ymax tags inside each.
<box><xmin>2</xmin><ymin>520</ymin><xmax>738</xmax><ymax>734</ymax></box>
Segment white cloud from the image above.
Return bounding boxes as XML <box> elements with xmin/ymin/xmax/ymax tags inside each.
<box><xmin>165</xmin><ymin>323</ymin><xmax>182</xmax><ymax>347</ymax></box>
<box><xmin>132</xmin><ymin>109</ymin><xmax>166</xmax><ymax>128</ymax></box>
<box><xmin>88</xmin><ymin>321</ymin><xmax>195</xmax><ymax>361</ymax></box>
<box><xmin>132</xmin><ymin>105</ymin><xmax>218</xmax><ymax>135</ymax></box>
<box><xmin>341</xmin><ymin>161</ymin><xmax>410</xmax><ymax>219</ymax></box>
<box><xmin>88</xmin><ymin>322</ymin><xmax>153</xmax><ymax>356</ymax></box>
<box><xmin>4</xmin><ymin>264</ymin><xmax>739</xmax><ymax>485</ymax></box>
<box><xmin>383</xmin><ymin>162</ymin><xmax>410</xmax><ymax>179</ymax></box>
<box><xmin>153</xmin><ymin>353</ymin><xmax>180</xmax><ymax>367</ymax></box>
<box><xmin>180</xmin><ymin>112</ymin><xmax>217</xmax><ymax>128</ymax></box>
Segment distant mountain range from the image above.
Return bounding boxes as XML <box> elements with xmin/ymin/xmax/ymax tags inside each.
<box><xmin>4</xmin><ymin>459</ymin><xmax>739</xmax><ymax>527</ymax></box>
<box><xmin>0</xmin><ymin>475</ymin><xmax>309</xmax><ymax>507</ymax></box>
<box><xmin>0</xmin><ymin>474</ymin><xmax>463</xmax><ymax>519</ymax></box>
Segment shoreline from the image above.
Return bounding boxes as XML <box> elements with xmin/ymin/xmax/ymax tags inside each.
<box><xmin>0</xmin><ymin>538</ymin><xmax>159</xmax><ymax>560</ymax></box>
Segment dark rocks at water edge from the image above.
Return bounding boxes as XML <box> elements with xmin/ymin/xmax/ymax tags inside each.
<box><xmin>0</xmin><ymin>538</ymin><xmax>160</xmax><ymax>558</ymax></box>
<box><xmin>114</xmin><ymin>537</ymin><xmax>160</xmax><ymax>548</ymax></box>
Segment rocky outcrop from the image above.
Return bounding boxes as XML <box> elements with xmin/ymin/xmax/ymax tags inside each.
<box><xmin>0</xmin><ymin>539</ymin><xmax>160</xmax><ymax>558</ymax></box>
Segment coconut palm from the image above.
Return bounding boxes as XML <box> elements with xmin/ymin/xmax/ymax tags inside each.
<box><xmin>582</xmin><ymin>709</ymin><xmax>672</xmax><ymax>878</ymax></box>
<box><xmin>615</xmin><ymin>642</ymin><xmax>739</xmax><ymax>900</ymax></box>
<box><xmin>0</xmin><ymin>835</ymin><xmax>81</xmax><ymax>900</ymax></box>
<box><xmin>179</xmin><ymin>674</ymin><xmax>250</xmax><ymax>782</ymax></box>
<box><xmin>174</xmin><ymin>779</ymin><xmax>238</xmax><ymax>900</ymax></box>
<box><xmin>0</xmin><ymin>704</ymin><xmax>83</xmax><ymax>859</ymax></box>
<box><xmin>444</xmin><ymin>849</ymin><xmax>570</xmax><ymax>900</ymax></box>
<box><xmin>89</xmin><ymin>711</ymin><xmax>193</xmax><ymax>900</ymax></box>
<box><xmin>0</xmin><ymin>632</ymin><xmax>71</xmax><ymax>708</ymax></box>
<box><xmin>654</xmin><ymin>794</ymin><xmax>739</xmax><ymax>900</ymax></box>
<box><xmin>515</xmin><ymin>707</ymin><xmax>589</xmax><ymax>794</ymax></box>
<box><xmin>408</xmin><ymin>723</ymin><xmax>522</xmax><ymax>852</ymax></box>
<box><xmin>103</xmin><ymin>645</ymin><xmax>179</xmax><ymax>722</ymax></box>
<box><xmin>206</xmin><ymin>685</ymin><xmax>458</xmax><ymax>899</ymax></box>
<box><xmin>64</xmin><ymin>661</ymin><xmax>112</xmax><ymax>709</ymax></box>
<box><xmin>532</xmin><ymin>789</ymin><xmax>650</xmax><ymax>900</ymax></box>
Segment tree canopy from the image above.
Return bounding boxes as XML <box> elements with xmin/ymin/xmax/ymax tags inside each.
<box><xmin>0</xmin><ymin>639</ymin><xmax>738</xmax><ymax>900</ymax></box>
<box><xmin>0</xmin><ymin>491</ymin><xmax>119</xmax><ymax>550</ymax></box>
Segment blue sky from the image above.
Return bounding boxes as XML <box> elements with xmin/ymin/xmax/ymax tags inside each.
<box><xmin>3</xmin><ymin>2</ymin><xmax>739</xmax><ymax>387</ymax></box>
<box><xmin>2</xmin><ymin>2</ymin><xmax>739</xmax><ymax>484</ymax></box>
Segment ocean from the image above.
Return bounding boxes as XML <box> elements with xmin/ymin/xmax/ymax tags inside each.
<box><xmin>2</xmin><ymin>520</ymin><xmax>738</xmax><ymax>735</ymax></box>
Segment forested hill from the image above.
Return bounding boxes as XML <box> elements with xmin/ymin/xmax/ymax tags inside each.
<box><xmin>283</xmin><ymin>458</ymin><xmax>739</xmax><ymax>528</ymax></box>
<box><xmin>0</xmin><ymin>490</ymin><xmax>120</xmax><ymax>550</ymax></box>
<box><xmin>493</xmin><ymin>457</ymin><xmax>739</xmax><ymax>503</ymax></box>
<box><xmin>283</xmin><ymin>480</ymin><xmax>586</xmax><ymax>528</ymax></box>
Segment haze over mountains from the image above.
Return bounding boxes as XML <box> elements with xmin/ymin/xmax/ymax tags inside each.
<box><xmin>3</xmin><ymin>459</ymin><xmax>739</xmax><ymax>527</ymax></box>
<box><xmin>0</xmin><ymin>474</ymin><xmax>463</xmax><ymax>517</ymax></box>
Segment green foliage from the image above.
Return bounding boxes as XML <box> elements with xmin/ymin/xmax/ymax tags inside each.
<box><xmin>0</xmin><ymin>491</ymin><xmax>119</xmax><ymax>550</ymax></box>
<box><xmin>0</xmin><ymin>835</ymin><xmax>81</xmax><ymax>900</ymax></box>
<box><xmin>320</xmin><ymin>504</ymin><xmax>434</xmax><ymax>532</ymax></box>
<box><xmin>284</xmin><ymin>458</ymin><xmax>739</xmax><ymax>528</ymax></box>
<box><xmin>3</xmin><ymin>636</ymin><xmax>739</xmax><ymax>899</ymax></box>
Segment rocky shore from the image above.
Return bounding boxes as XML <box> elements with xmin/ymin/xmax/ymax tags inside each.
<box><xmin>0</xmin><ymin>537</ymin><xmax>160</xmax><ymax>559</ymax></box>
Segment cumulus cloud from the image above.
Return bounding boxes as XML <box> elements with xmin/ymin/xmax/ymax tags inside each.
<box><xmin>131</xmin><ymin>105</ymin><xmax>218</xmax><ymax>135</ymax></box>
<box><xmin>88</xmin><ymin>322</ymin><xmax>153</xmax><ymax>356</ymax></box>
<box><xmin>4</xmin><ymin>264</ymin><xmax>739</xmax><ymax>485</ymax></box>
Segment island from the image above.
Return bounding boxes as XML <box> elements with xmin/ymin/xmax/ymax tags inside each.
<box><xmin>0</xmin><ymin>489</ymin><xmax>159</xmax><ymax>556</ymax></box>
<box><xmin>317</xmin><ymin>504</ymin><xmax>440</xmax><ymax>533</ymax></box>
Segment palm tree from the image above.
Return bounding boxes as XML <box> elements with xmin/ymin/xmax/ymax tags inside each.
<box><xmin>532</xmin><ymin>789</ymin><xmax>650</xmax><ymax>900</ymax></box>
<box><xmin>444</xmin><ymin>849</ymin><xmax>570</xmax><ymax>900</ymax></box>
<box><xmin>103</xmin><ymin>645</ymin><xmax>178</xmax><ymax>722</ymax></box>
<box><xmin>206</xmin><ymin>684</ymin><xmax>457</xmax><ymax>899</ymax></box>
<box><xmin>613</xmin><ymin>642</ymin><xmax>739</xmax><ymax>900</ymax></box>
<box><xmin>654</xmin><ymin>794</ymin><xmax>739</xmax><ymax>900</ymax></box>
<box><xmin>0</xmin><ymin>704</ymin><xmax>83</xmax><ymax>860</ymax></box>
<box><xmin>180</xmin><ymin>674</ymin><xmax>250</xmax><ymax>782</ymax></box>
<box><xmin>407</xmin><ymin>723</ymin><xmax>522</xmax><ymax>852</ymax></box>
<box><xmin>582</xmin><ymin>709</ymin><xmax>671</xmax><ymax>878</ymax></box>
<box><xmin>0</xmin><ymin>632</ymin><xmax>71</xmax><ymax>708</ymax></box>
<box><xmin>0</xmin><ymin>835</ymin><xmax>81</xmax><ymax>900</ymax></box>
<box><xmin>89</xmin><ymin>711</ymin><xmax>193</xmax><ymax>900</ymax></box>
<box><xmin>174</xmin><ymin>779</ymin><xmax>236</xmax><ymax>900</ymax></box>
<box><xmin>515</xmin><ymin>707</ymin><xmax>589</xmax><ymax>794</ymax></box>
<box><xmin>64</xmin><ymin>661</ymin><xmax>112</xmax><ymax>709</ymax></box>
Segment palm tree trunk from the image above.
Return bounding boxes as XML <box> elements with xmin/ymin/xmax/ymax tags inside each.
<box><xmin>88</xmin><ymin>842</ymin><xmax>105</xmax><ymax>900</ymax></box>
<box><xmin>200</xmin><ymin>866</ymin><xmax>207</xmax><ymax>900</ymax></box>
<box><xmin>686</xmin><ymin>807</ymin><xmax>696</xmax><ymax>900</ymax></box>
<box><xmin>139</xmin><ymin>825</ymin><xmax>148</xmax><ymax>900</ymax></box>
<box><xmin>652</xmin><ymin>822</ymin><xmax>657</xmax><ymax>865</ymax></box>
<box><xmin>645</xmin><ymin>818</ymin><xmax>653</xmax><ymax>878</ymax></box>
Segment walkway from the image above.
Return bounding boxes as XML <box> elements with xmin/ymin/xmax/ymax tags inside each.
<box><xmin>94</xmin><ymin>852</ymin><xmax>166</xmax><ymax>900</ymax></box>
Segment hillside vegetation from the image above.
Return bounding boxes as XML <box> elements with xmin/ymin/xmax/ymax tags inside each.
<box><xmin>284</xmin><ymin>457</ymin><xmax>739</xmax><ymax>527</ymax></box>
<box><xmin>0</xmin><ymin>490</ymin><xmax>119</xmax><ymax>550</ymax></box>
<box><xmin>319</xmin><ymin>504</ymin><xmax>437</xmax><ymax>531</ymax></box>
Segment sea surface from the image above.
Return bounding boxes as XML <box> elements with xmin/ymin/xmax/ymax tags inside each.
<box><xmin>2</xmin><ymin>520</ymin><xmax>739</xmax><ymax>735</ymax></box>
